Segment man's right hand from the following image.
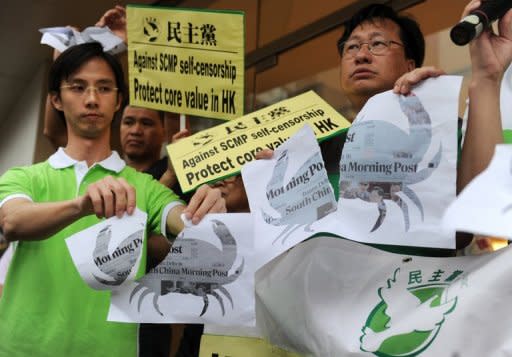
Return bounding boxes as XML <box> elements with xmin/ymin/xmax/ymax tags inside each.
<box><xmin>96</xmin><ymin>5</ymin><xmax>127</xmax><ymax>43</ymax></box>
<box><xmin>77</xmin><ymin>176</ymin><xmax>136</xmax><ymax>218</ymax></box>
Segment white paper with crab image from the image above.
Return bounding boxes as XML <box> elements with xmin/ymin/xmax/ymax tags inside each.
<box><xmin>443</xmin><ymin>144</ymin><xmax>512</xmax><ymax>239</ymax></box>
<box><xmin>65</xmin><ymin>208</ymin><xmax>147</xmax><ymax>290</ymax></box>
<box><xmin>108</xmin><ymin>213</ymin><xmax>256</xmax><ymax>325</ymax></box>
<box><xmin>242</xmin><ymin>124</ymin><xmax>338</xmax><ymax>264</ymax></box>
<box><xmin>333</xmin><ymin>76</ymin><xmax>461</xmax><ymax>249</ymax></box>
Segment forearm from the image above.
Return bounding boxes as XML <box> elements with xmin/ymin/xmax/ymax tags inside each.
<box><xmin>159</xmin><ymin>169</ymin><xmax>178</xmax><ymax>189</ymax></box>
<box><xmin>457</xmin><ymin>77</ymin><xmax>503</xmax><ymax>191</ymax></box>
<box><xmin>147</xmin><ymin>234</ymin><xmax>172</xmax><ymax>269</ymax></box>
<box><xmin>165</xmin><ymin>204</ymin><xmax>185</xmax><ymax>236</ymax></box>
<box><xmin>0</xmin><ymin>198</ymin><xmax>84</xmax><ymax>241</ymax></box>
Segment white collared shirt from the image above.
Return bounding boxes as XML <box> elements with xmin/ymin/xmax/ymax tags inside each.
<box><xmin>48</xmin><ymin>148</ymin><xmax>126</xmax><ymax>190</ymax></box>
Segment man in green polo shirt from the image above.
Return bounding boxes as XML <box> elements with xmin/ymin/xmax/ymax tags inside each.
<box><xmin>0</xmin><ymin>42</ymin><xmax>225</xmax><ymax>356</ymax></box>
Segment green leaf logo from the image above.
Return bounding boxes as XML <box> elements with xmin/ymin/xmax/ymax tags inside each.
<box><xmin>360</xmin><ymin>268</ymin><xmax>458</xmax><ymax>356</ymax></box>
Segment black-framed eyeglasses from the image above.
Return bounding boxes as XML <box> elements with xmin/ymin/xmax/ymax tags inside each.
<box><xmin>340</xmin><ymin>39</ymin><xmax>404</xmax><ymax>58</ymax></box>
<box><xmin>60</xmin><ymin>83</ymin><xmax>119</xmax><ymax>97</ymax></box>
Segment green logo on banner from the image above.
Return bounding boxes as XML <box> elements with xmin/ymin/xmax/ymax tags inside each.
<box><xmin>360</xmin><ymin>268</ymin><xmax>460</xmax><ymax>356</ymax></box>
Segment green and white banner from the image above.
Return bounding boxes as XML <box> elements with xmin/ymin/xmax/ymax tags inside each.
<box><xmin>256</xmin><ymin>236</ymin><xmax>512</xmax><ymax>356</ymax></box>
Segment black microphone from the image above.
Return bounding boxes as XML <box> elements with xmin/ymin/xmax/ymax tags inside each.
<box><xmin>450</xmin><ymin>0</ymin><xmax>512</xmax><ymax>46</ymax></box>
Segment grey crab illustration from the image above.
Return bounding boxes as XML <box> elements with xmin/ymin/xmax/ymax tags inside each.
<box><xmin>129</xmin><ymin>219</ymin><xmax>244</xmax><ymax>317</ymax></box>
<box><xmin>340</xmin><ymin>93</ymin><xmax>442</xmax><ymax>232</ymax></box>
<box><xmin>92</xmin><ymin>225</ymin><xmax>143</xmax><ymax>286</ymax></box>
<box><xmin>262</xmin><ymin>150</ymin><xmax>336</xmax><ymax>244</ymax></box>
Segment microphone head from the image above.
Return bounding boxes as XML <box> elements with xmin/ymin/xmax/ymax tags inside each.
<box><xmin>450</xmin><ymin>21</ymin><xmax>477</xmax><ymax>46</ymax></box>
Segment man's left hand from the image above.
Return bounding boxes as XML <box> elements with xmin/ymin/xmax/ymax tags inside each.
<box><xmin>393</xmin><ymin>66</ymin><xmax>446</xmax><ymax>95</ymax></box>
<box><xmin>184</xmin><ymin>185</ymin><xmax>226</xmax><ymax>224</ymax></box>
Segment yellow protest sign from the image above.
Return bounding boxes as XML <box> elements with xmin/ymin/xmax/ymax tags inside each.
<box><xmin>199</xmin><ymin>334</ymin><xmax>303</xmax><ymax>357</ymax></box>
<box><xmin>168</xmin><ymin>91</ymin><xmax>351</xmax><ymax>192</ymax></box>
<box><xmin>126</xmin><ymin>5</ymin><xmax>244</xmax><ymax>120</ymax></box>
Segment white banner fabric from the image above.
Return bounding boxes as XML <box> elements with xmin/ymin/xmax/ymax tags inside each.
<box><xmin>256</xmin><ymin>236</ymin><xmax>512</xmax><ymax>357</ymax></box>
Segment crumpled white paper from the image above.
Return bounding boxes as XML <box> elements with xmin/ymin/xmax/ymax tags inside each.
<box><xmin>65</xmin><ymin>208</ymin><xmax>147</xmax><ymax>290</ymax></box>
<box><xmin>39</xmin><ymin>26</ymin><xmax>126</xmax><ymax>54</ymax></box>
<box><xmin>242</xmin><ymin>124</ymin><xmax>337</xmax><ymax>264</ymax></box>
<box><xmin>443</xmin><ymin>144</ymin><xmax>512</xmax><ymax>239</ymax></box>
<box><xmin>243</xmin><ymin>77</ymin><xmax>460</xmax><ymax>260</ymax></box>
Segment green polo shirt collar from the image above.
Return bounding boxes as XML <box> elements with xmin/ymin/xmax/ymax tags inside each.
<box><xmin>48</xmin><ymin>147</ymin><xmax>126</xmax><ymax>173</ymax></box>
<box><xmin>49</xmin><ymin>148</ymin><xmax>126</xmax><ymax>190</ymax></box>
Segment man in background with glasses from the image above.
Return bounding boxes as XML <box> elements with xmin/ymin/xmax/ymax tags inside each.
<box><xmin>318</xmin><ymin>2</ymin><xmax>512</xmax><ymax>253</ymax></box>
<box><xmin>321</xmin><ymin>4</ymin><xmax>430</xmax><ymax>192</ymax></box>
<box><xmin>338</xmin><ymin>5</ymin><xmax>424</xmax><ymax>115</ymax></box>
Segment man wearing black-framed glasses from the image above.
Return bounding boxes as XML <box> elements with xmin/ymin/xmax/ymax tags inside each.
<box><xmin>337</xmin><ymin>4</ymin><xmax>422</xmax><ymax>114</ymax></box>
<box><xmin>341</xmin><ymin>39</ymin><xmax>404</xmax><ymax>58</ymax></box>
<box><xmin>320</xmin><ymin>4</ymin><xmax>427</xmax><ymax>208</ymax></box>
<box><xmin>319</xmin><ymin>2</ymin><xmax>512</xmax><ymax>253</ymax></box>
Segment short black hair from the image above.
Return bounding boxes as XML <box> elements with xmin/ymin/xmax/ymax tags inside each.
<box><xmin>122</xmin><ymin>105</ymin><xmax>165</xmax><ymax>126</ymax></box>
<box><xmin>337</xmin><ymin>4</ymin><xmax>425</xmax><ymax>68</ymax></box>
<box><xmin>48</xmin><ymin>42</ymin><xmax>127</xmax><ymax>120</ymax></box>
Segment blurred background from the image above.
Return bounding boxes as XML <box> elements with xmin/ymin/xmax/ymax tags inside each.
<box><xmin>0</xmin><ymin>0</ymin><xmax>472</xmax><ymax>174</ymax></box>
